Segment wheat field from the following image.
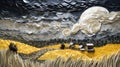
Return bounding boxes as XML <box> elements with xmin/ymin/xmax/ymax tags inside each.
<box><xmin>0</xmin><ymin>49</ymin><xmax>120</xmax><ymax>67</ymax></box>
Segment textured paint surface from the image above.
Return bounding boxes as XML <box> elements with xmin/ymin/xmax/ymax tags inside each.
<box><xmin>39</xmin><ymin>44</ymin><xmax>120</xmax><ymax>60</ymax></box>
<box><xmin>0</xmin><ymin>39</ymin><xmax>120</xmax><ymax>61</ymax></box>
<box><xmin>0</xmin><ymin>39</ymin><xmax>40</xmax><ymax>54</ymax></box>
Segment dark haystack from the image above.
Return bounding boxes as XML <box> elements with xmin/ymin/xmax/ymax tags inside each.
<box><xmin>60</xmin><ymin>42</ymin><xmax>65</xmax><ymax>49</ymax></box>
<box><xmin>9</xmin><ymin>43</ymin><xmax>18</xmax><ymax>53</ymax></box>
